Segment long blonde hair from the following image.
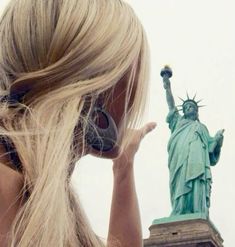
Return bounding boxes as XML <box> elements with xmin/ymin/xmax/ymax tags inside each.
<box><xmin>0</xmin><ymin>0</ymin><xmax>149</xmax><ymax>246</ymax></box>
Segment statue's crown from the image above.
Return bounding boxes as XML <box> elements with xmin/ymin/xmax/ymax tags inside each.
<box><xmin>178</xmin><ymin>93</ymin><xmax>205</xmax><ymax>111</ymax></box>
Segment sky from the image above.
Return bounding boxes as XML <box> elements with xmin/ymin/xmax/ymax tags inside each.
<box><xmin>1</xmin><ymin>0</ymin><xmax>235</xmax><ymax>246</ymax></box>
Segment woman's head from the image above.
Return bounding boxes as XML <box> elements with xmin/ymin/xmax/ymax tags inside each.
<box><xmin>0</xmin><ymin>0</ymin><xmax>149</xmax><ymax>246</ymax></box>
<box><xmin>0</xmin><ymin>0</ymin><xmax>149</xmax><ymax>158</ymax></box>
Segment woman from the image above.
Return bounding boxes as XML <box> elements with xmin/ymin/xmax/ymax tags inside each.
<box><xmin>0</xmin><ymin>0</ymin><xmax>156</xmax><ymax>246</ymax></box>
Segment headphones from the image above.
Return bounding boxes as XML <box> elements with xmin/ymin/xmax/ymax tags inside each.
<box><xmin>85</xmin><ymin>106</ymin><xmax>118</xmax><ymax>152</ymax></box>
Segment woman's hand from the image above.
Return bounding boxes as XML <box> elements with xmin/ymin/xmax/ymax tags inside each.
<box><xmin>112</xmin><ymin>122</ymin><xmax>157</xmax><ymax>178</ymax></box>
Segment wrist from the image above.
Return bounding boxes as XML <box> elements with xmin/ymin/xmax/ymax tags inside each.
<box><xmin>112</xmin><ymin>159</ymin><xmax>134</xmax><ymax>182</ymax></box>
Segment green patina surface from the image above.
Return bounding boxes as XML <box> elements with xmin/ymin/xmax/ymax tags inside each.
<box><xmin>166</xmin><ymin>109</ymin><xmax>222</xmax><ymax>216</ymax></box>
<box><xmin>161</xmin><ymin>66</ymin><xmax>224</xmax><ymax>216</ymax></box>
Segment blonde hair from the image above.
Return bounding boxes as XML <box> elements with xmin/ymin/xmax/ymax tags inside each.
<box><xmin>0</xmin><ymin>0</ymin><xmax>149</xmax><ymax>246</ymax></box>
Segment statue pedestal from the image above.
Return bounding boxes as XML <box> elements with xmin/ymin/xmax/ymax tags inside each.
<box><xmin>144</xmin><ymin>214</ymin><xmax>223</xmax><ymax>247</ymax></box>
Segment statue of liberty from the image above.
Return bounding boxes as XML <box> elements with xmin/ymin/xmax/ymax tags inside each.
<box><xmin>161</xmin><ymin>66</ymin><xmax>224</xmax><ymax>217</ymax></box>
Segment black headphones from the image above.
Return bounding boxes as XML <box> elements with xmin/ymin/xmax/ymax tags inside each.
<box><xmin>85</xmin><ymin>106</ymin><xmax>118</xmax><ymax>152</ymax></box>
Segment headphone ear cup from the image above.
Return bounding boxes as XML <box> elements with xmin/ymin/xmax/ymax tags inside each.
<box><xmin>85</xmin><ymin>107</ymin><xmax>118</xmax><ymax>152</ymax></box>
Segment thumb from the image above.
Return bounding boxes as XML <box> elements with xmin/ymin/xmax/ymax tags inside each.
<box><xmin>141</xmin><ymin>122</ymin><xmax>157</xmax><ymax>137</ymax></box>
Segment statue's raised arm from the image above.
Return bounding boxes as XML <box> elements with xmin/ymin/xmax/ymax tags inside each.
<box><xmin>160</xmin><ymin>66</ymin><xmax>175</xmax><ymax>111</ymax></box>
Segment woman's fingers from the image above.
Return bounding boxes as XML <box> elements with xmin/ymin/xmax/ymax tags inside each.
<box><xmin>130</xmin><ymin>122</ymin><xmax>157</xmax><ymax>151</ymax></box>
<box><xmin>113</xmin><ymin>122</ymin><xmax>157</xmax><ymax>166</ymax></box>
<box><xmin>140</xmin><ymin>122</ymin><xmax>157</xmax><ymax>139</ymax></box>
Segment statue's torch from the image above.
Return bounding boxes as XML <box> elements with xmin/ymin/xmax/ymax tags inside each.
<box><xmin>160</xmin><ymin>65</ymin><xmax>173</xmax><ymax>90</ymax></box>
<box><xmin>160</xmin><ymin>65</ymin><xmax>173</xmax><ymax>79</ymax></box>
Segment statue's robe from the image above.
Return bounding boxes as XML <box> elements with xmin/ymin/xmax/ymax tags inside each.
<box><xmin>167</xmin><ymin>108</ymin><xmax>222</xmax><ymax>215</ymax></box>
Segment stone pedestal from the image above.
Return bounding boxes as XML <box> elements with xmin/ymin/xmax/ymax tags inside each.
<box><xmin>144</xmin><ymin>214</ymin><xmax>223</xmax><ymax>247</ymax></box>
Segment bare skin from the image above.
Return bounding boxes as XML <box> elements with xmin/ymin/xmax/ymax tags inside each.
<box><xmin>0</xmin><ymin>145</ymin><xmax>24</xmax><ymax>246</ymax></box>
<box><xmin>108</xmin><ymin>122</ymin><xmax>156</xmax><ymax>247</ymax></box>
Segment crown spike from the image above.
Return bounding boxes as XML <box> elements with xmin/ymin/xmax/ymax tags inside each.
<box><xmin>186</xmin><ymin>92</ymin><xmax>190</xmax><ymax>99</ymax></box>
<box><xmin>196</xmin><ymin>99</ymin><xmax>203</xmax><ymax>104</ymax></box>
<box><xmin>178</xmin><ymin>97</ymin><xmax>184</xmax><ymax>102</ymax></box>
<box><xmin>179</xmin><ymin>94</ymin><xmax>206</xmax><ymax>110</ymax></box>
